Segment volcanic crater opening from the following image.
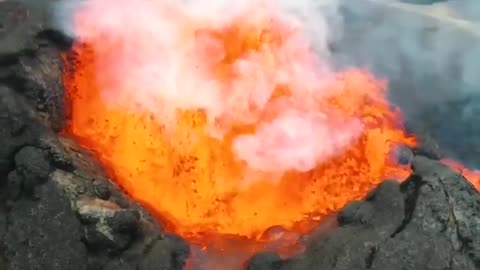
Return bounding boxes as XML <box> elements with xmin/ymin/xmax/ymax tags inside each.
<box><xmin>61</xmin><ymin>0</ymin><xmax>416</xmax><ymax>252</ymax></box>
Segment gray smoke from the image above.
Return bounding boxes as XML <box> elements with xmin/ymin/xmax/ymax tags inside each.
<box><xmin>329</xmin><ymin>0</ymin><xmax>480</xmax><ymax>168</ymax></box>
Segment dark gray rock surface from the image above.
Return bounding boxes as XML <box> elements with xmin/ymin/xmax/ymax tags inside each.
<box><xmin>0</xmin><ymin>1</ymin><xmax>47</xmax><ymax>56</ymax></box>
<box><xmin>0</xmin><ymin>0</ymin><xmax>68</xmax><ymax>132</ymax></box>
<box><xmin>0</xmin><ymin>1</ymin><xmax>191</xmax><ymax>266</ymax></box>
<box><xmin>0</xmin><ymin>83</ymin><xmax>190</xmax><ymax>270</ymax></box>
<box><xmin>247</xmin><ymin>156</ymin><xmax>480</xmax><ymax>270</ymax></box>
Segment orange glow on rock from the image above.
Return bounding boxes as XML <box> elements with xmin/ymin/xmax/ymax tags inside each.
<box><xmin>442</xmin><ymin>159</ymin><xmax>480</xmax><ymax>190</ymax></box>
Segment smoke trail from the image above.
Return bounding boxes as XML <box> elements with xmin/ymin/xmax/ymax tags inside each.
<box><xmin>329</xmin><ymin>0</ymin><xmax>480</xmax><ymax>168</ymax></box>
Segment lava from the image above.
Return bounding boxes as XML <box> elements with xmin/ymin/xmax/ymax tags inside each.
<box><xmin>61</xmin><ymin>0</ymin><xmax>415</xmax><ymax>259</ymax></box>
<box><xmin>442</xmin><ymin>159</ymin><xmax>480</xmax><ymax>190</ymax></box>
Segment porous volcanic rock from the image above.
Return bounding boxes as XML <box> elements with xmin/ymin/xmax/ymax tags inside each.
<box><xmin>0</xmin><ymin>2</ymin><xmax>190</xmax><ymax>269</ymax></box>
<box><xmin>0</xmin><ymin>85</ymin><xmax>190</xmax><ymax>270</ymax></box>
<box><xmin>246</xmin><ymin>156</ymin><xmax>480</xmax><ymax>270</ymax></box>
<box><xmin>0</xmin><ymin>0</ymin><xmax>69</xmax><ymax>132</ymax></box>
<box><xmin>0</xmin><ymin>0</ymin><xmax>47</xmax><ymax>56</ymax></box>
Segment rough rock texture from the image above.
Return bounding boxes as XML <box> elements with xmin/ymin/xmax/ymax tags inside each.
<box><xmin>0</xmin><ymin>0</ymin><xmax>69</xmax><ymax>132</ymax></box>
<box><xmin>0</xmin><ymin>85</ymin><xmax>190</xmax><ymax>270</ymax></box>
<box><xmin>1</xmin><ymin>1</ymin><xmax>480</xmax><ymax>270</ymax></box>
<box><xmin>0</xmin><ymin>1</ymin><xmax>48</xmax><ymax>56</ymax></box>
<box><xmin>0</xmin><ymin>88</ymin><xmax>190</xmax><ymax>270</ymax></box>
<box><xmin>0</xmin><ymin>2</ymin><xmax>190</xmax><ymax>270</ymax></box>
<box><xmin>247</xmin><ymin>156</ymin><xmax>480</xmax><ymax>270</ymax></box>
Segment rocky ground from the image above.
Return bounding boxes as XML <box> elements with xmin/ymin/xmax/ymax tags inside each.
<box><xmin>0</xmin><ymin>1</ymin><xmax>190</xmax><ymax>269</ymax></box>
<box><xmin>247</xmin><ymin>156</ymin><xmax>480</xmax><ymax>270</ymax></box>
<box><xmin>0</xmin><ymin>0</ymin><xmax>479</xmax><ymax>270</ymax></box>
<box><xmin>0</xmin><ymin>70</ymin><xmax>190</xmax><ymax>270</ymax></box>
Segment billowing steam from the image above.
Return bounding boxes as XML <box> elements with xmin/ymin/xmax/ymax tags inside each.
<box><xmin>331</xmin><ymin>0</ymin><xmax>480</xmax><ymax>168</ymax></box>
<box><xmin>52</xmin><ymin>0</ymin><xmax>480</xmax><ymax>171</ymax></box>
<box><xmin>53</xmin><ymin>0</ymin><xmax>365</xmax><ymax>174</ymax></box>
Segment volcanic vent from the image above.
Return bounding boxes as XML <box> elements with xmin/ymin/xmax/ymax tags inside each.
<box><xmin>1</xmin><ymin>0</ymin><xmax>480</xmax><ymax>270</ymax></box>
<box><xmin>62</xmin><ymin>0</ymin><xmax>416</xmax><ymax>249</ymax></box>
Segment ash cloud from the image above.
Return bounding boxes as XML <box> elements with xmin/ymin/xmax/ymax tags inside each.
<box><xmin>329</xmin><ymin>0</ymin><xmax>480</xmax><ymax>168</ymax></box>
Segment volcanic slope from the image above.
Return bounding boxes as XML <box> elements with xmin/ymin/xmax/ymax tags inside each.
<box><xmin>247</xmin><ymin>156</ymin><xmax>480</xmax><ymax>270</ymax></box>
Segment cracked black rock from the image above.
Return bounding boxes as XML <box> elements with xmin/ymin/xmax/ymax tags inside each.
<box><xmin>246</xmin><ymin>157</ymin><xmax>480</xmax><ymax>270</ymax></box>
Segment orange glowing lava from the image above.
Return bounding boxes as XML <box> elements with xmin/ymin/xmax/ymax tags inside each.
<box><xmin>62</xmin><ymin>0</ymin><xmax>416</xmax><ymax>246</ymax></box>
<box><xmin>442</xmin><ymin>159</ymin><xmax>480</xmax><ymax>190</ymax></box>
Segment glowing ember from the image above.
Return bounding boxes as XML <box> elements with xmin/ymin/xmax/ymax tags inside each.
<box><xmin>61</xmin><ymin>0</ymin><xmax>415</xmax><ymax>247</ymax></box>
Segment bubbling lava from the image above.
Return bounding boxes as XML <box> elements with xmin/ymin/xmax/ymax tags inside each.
<box><xmin>62</xmin><ymin>0</ymin><xmax>416</xmax><ymax>246</ymax></box>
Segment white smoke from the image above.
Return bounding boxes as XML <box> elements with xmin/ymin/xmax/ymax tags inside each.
<box><xmin>52</xmin><ymin>0</ymin><xmax>341</xmax><ymax>56</ymax></box>
<box><xmin>51</xmin><ymin>0</ymin><xmax>364</xmax><ymax>174</ymax></box>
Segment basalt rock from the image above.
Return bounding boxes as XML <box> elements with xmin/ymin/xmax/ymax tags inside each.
<box><xmin>0</xmin><ymin>1</ymin><xmax>190</xmax><ymax>267</ymax></box>
<box><xmin>0</xmin><ymin>86</ymin><xmax>190</xmax><ymax>270</ymax></box>
<box><xmin>247</xmin><ymin>156</ymin><xmax>480</xmax><ymax>270</ymax></box>
<box><xmin>0</xmin><ymin>0</ymin><xmax>67</xmax><ymax>132</ymax></box>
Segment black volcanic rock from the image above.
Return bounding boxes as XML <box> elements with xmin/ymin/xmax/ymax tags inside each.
<box><xmin>0</xmin><ymin>1</ymin><xmax>191</xmax><ymax>266</ymax></box>
<box><xmin>246</xmin><ymin>252</ymin><xmax>283</xmax><ymax>270</ymax></box>
<box><xmin>0</xmin><ymin>86</ymin><xmax>44</xmax><ymax>178</ymax></box>
<box><xmin>14</xmin><ymin>146</ymin><xmax>52</xmax><ymax>195</ymax></box>
<box><xmin>247</xmin><ymin>156</ymin><xmax>480</xmax><ymax>270</ymax></box>
<box><xmin>139</xmin><ymin>234</ymin><xmax>190</xmax><ymax>270</ymax></box>
<box><xmin>0</xmin><ymin>0</ymin><xmax>66</xmax><ymax>132</ymax></box>
<box><xmin>2</xmin><ymin>181</ymin><xmax>88</xmax><ymax>270</ymax></box>
<box><xmin>0</xmin><ymin>1</ymin><xmax>46</xmax><ymax>56</ymax></box>
<box><xmin>0</xmin><ymin>80</ymin><xmax>190</xmax><ymax>270</ymax></box>
<box><xmin>9</xmin><ymin>45</ymin><xmax>66</xmax><ymax>131</ymax></box>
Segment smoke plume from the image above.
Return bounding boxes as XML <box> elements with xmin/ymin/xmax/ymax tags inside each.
<box><xmin>52</xmin><ymin>0</ymin><xmax>368</xmax><ymax>174</ymax></box>
<box><xmin>330</xmin><ymin>0</ymin><xmax>480</xmax><ymax>168</ymax></box>
<box><xmin>51</xmin><ymin>0</ymin><xmax>480</xmax><ymax>170</ymax></box>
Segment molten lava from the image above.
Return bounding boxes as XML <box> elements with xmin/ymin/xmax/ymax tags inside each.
<box><xmin>62</xmin><ymin>0</ymin><xmax>416</xmax><ymax>249</ymax></box>
<box><xmin>442</xmin><ymin>159</ymin><xmax>480</xmax><ymax>190</ymax></box>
